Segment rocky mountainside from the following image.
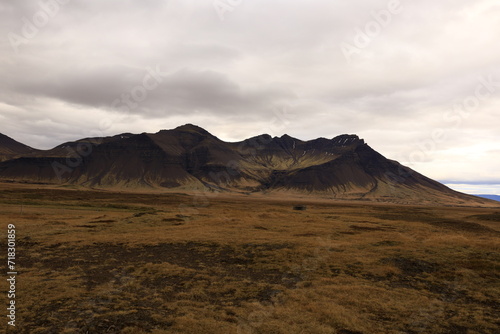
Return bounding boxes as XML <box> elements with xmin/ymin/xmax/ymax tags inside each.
<box><xmin>0</xmin><ymin>124</ymin><xmax>496</xmax><ymax>206</ymax></box>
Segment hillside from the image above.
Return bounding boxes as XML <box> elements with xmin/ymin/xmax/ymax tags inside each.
<box><xmin>0</xmin><ymin>132</ymin><xmax>38</xmax><ymax>162</ymax></box>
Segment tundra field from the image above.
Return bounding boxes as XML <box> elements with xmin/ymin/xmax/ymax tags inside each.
<box><xmin>0</xmin><ymin>183</ymin><xmax>499</xmax><ymax>334</ymax></box>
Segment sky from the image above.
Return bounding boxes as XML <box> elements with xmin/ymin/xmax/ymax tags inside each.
<box><xmin>1</xmin><ymin>0</ymin><xmax>499</xmax><ymax>195</ymax></box>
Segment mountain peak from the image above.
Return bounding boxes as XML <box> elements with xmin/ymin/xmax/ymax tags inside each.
<box><xmin>175</xmin><ymin>123</ymin><xmax>203</xmax><ymax>130</ymax></box>
<box><xmin>280</xmin><ymin>134</ymin><xmax>297</xmax><ymax>140</ymax></box>
<box><xmin>173</xmin><ymin>124</ymin><xmax>212</xmax><ymax>135</ymax></box>
<box><xmin>331</xmin><ymin>134</ymin><xmax>364</xmax><ymax>146</ymax></box>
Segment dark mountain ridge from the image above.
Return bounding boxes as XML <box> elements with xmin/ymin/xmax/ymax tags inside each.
<box><xmin>0</xmin><ymin>124</ymin><xmax>496</xmax><ymax>206</ymax></box>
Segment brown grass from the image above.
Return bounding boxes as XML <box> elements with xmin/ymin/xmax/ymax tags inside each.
<box><xmin>0</xmin><ymin>182</ymin><xmax>498</xmax><ymax>333</ymax></box>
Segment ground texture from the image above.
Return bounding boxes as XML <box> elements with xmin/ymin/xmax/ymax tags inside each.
<box><xmin>0</xmin><ymin>184</ymin><xmax>499</xmax><ymax>333</ymax></box>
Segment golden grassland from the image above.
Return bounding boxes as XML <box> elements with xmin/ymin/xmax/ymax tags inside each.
<box><xmin>0</xmin><ymin>183</ymin><xmax>499</xmax><ymax>334</ymax></box>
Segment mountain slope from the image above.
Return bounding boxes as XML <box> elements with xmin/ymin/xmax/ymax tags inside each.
<box><xmin>0</xmin><ymin>133</ymin><xmax>38</xmax><ymax>162</ymax></box>
<box><xmin>0</xmin><ymin>125</ymin><xmax>497</xmax><ymax>206</ymax></box>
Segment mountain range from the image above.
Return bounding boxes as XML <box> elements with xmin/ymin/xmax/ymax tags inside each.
<box><xmin>0</xmin><ymin>124</ymin><xmax>497</xmax><ymax>206</ymax></box>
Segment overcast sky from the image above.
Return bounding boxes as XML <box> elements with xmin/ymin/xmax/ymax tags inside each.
<box><xmin>1</xmin><ymin>0</ymin><xmax>499</xmax><ymax>194</ymax></box>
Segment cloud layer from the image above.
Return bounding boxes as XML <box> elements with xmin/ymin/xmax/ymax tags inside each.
<box><xmin>1</xmin><ymin>0</ymin><xmax>499</xmax><ymax>193</ymax></box>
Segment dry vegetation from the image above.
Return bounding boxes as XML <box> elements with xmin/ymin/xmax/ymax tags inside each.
<box><xmin>0</xmin><ymin>183</ymin><xmax>499</xmax><ymax>334</ymax></box>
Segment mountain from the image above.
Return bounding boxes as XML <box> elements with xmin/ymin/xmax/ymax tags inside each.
<box><xmin>0</xmin><ymin>125</ymin><xmax>497</xmax><ymax>206</ymax></box>
<box><xmin>476</xmin><ymin>194</ymin><xmax>500</xmax><ymax>202</ymax></box>
<box><xmin>0</xmin><ymin>133</ymin><xmax>39</xmax><ymax>162</ymax></box>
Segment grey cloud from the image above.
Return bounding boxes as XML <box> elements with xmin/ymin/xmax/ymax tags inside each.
<box><xmin>8</xmin><ymin>65</ymin><xmax>296</xmax><ymax>118</ymax></box>
<box><xmin>137</xmin><ymin>68</ymin><xmax>297</xmax><ymax>117</ymax></box>
<box><xmin>12</xmin><ymin>65</ymin><xmax>135</xmax><ymax>107</ymax></box>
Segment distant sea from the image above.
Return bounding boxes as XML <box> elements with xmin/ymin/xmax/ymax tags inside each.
<box><xmin>475</xmin><ymin>194</ymin><xmax>500</xmax><ymax>202</ymax></box>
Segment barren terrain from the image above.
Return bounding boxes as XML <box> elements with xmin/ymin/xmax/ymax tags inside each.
<box><xmin>1</xmin><ymin>182</ymin><xmax>499</xmax><ymax>333</ymax></box>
